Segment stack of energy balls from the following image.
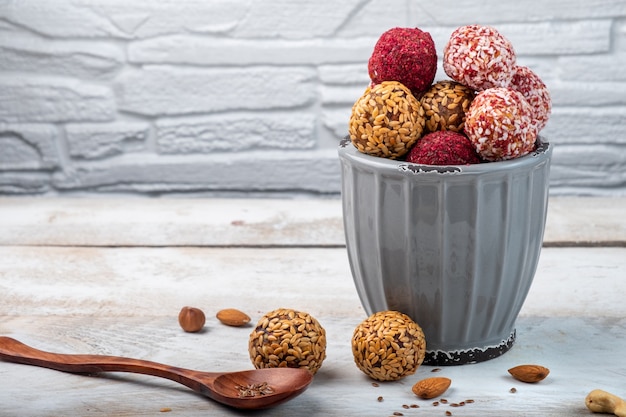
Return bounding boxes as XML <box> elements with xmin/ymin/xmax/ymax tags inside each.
<box><xmin>349</xmin><ymin>25</ymin><xmax>551</xmax><ymax>164</ymax></box>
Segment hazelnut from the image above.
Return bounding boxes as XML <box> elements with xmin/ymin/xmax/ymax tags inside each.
<box><xmin>178</xmin><ymin>306</ymin><xmax>206</xmax><ymax>333</ymax></box>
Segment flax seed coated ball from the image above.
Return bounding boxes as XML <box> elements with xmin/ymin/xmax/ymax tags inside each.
<box><xmin>349</xmin><ymin>81</ymin><xmax>425</xmax><ymax>159</ymax></box>
<box><xmin>352</xmin><ymin>311</ymin><xmax>426</xmax><ymax>381</ymax></box>
<box><xmin>420</xmin><ymin>80</ymin><xmax>475</xmax><ymax>133</ymax></box>
<box><xmin>443</xmin><ymin>25</ymin><xmax>516</xmax><ymax>91</ymax></box>
<box><xmin>406</xmin><ymin>131</ymin><xmax>481</xmax><ymax>165</ymax></box>
<box><xmin>509</xmin><ymin>65</ymin><xmax>552</xmax><ymax>131</ymax></box>
<box><xmin>249</xmin><ymin>308</ymin><xmax>326</xmax><ymax>374</ymax></box>
<box><xmin>368</xmin><ymin>27</ymin><xmax>438</xmax><ymax>96</ymax></box>
<box><xmin>464</xmin><ymin>87</ymin><xmax>537</xmax><ymax>161</ymax></box>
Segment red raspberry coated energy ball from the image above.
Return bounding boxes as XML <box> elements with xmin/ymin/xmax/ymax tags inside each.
<box><xmin>406</xmin><ymin>131</ymin><xmax>481</xmax><ymax>165</ymax></box>
<box><xmin>464</xmin><ymin>87</ymin><xmax>537</xmax><ymax>161</ymax></box>
<box><xmin>443</xmin><ymin>25</ymin><xmax>516</xmax><ymax>91</ymax></box>
<box><xmin>509</xmin><ymin>65</ymin><xmax>552</xmax><ymax>131</ymax></box>
<box><xmin>368</xmin><ymin>27</ymin><xmax>438</xmax><ymax>96</ymax></box>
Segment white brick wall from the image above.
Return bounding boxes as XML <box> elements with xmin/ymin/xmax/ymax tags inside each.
<box><xmin>1</xmin><ymin>0</ymin><xmax>625</xmax><ymax>196</ymax></box>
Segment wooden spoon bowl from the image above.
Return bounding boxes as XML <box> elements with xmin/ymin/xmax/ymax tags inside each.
<box><xmin>0</xmin><ymin>336</ymin><xmax>313</xmax><ymax>409</ymax></box>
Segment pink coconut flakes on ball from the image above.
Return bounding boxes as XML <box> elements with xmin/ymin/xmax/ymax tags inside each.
<box><xmin>509</xmin><ymin>65</ymin><xmax>552</xmax><ymax>131</ymax></box>
<box><xmin>464</xmin><ymin>87</ymin><xmax>538</xmax><ymax>161</ymax></box>
<box><xmin>443</xmin><ymin>25</ymin><xmax>516</xmax><ymax>91</ymax></box>
<box><xmin>368</xmin><ymin>27</ymin><xmax>438</xmax><ymax>96</ymax></box>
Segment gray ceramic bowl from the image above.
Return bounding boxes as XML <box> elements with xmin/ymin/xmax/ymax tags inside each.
<box><xmin>338</xmin><ymin>137</ymin><xmax>553</xmax><ymax>365</ymax></box>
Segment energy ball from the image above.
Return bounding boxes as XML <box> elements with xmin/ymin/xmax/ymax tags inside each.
<box><xmin>349</xmin><ymin>81</ymin><xmax>425</xmax><ymax>159</ymax></box>
<box><xmin>509</xmin><ymin>65</ymin><xmax>552</xmax><ymax>131</ymax></box>
<box><xmin>352</xmin><ymin>311</ymin><xmax>426</xmax><ymax>381</ymax></box>
<box><xmin>444</xmin><ymin>25</ymin><xmax>516</xmax><ymax>91</ymax></box>
<box><xmin>249</xmin><ymin>308</ymin><xmax>326</xmax><ymax>374</ymax></box>
<box><xmin>406</xmin><ymin>131</ymin><xmax>480</xmax><ymax>165</ymax></box>
<box><xmin>420</xmin><ymin>80</ymin><xmax>475</xmax><ymax>133</ymax></box>
<box><xmin>368</xmin><ymin>27</ymin><xmax>438</xmax><ymax>96</ymax></box>
<box><xmin>464</xmin><ymin>87</ymin><xmax>537</xmax><ymax>161</ymax></box>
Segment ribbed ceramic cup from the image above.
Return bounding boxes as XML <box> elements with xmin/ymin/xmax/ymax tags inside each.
<box><xmin>338</xmin><ymin>137</ymin><xmax>552</xmax><ymax>365</ymax></box>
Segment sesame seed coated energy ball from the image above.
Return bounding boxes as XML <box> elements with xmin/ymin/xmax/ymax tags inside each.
<box><xmin>443</xmin><ymin>25</ymin><xmax>516</xmax><ymax>91</ymax></box>
<box><xmin>352</xmin><ymin>311</ymin><xmax>426</xmax><ymax>382</ymax></box>
<box><xmin>509</xmin><ymin>65</ymin><xmax>552</xmax><ymax>131</ymax></box>
<box><xmin>249</xmin><ymin>308</ymin><xmax>326</xmax><ymax>374</ymax></box>
<box><xmin>464</xmin><ymin>87</ymin><xmax>538</xmax><ymax>161</ymax></box>
<box><xmin>420</xmin><ymin>80</ymin><xmax>475</xmax><ymax>133</ymax></box>
<box><xmin>368</xmin><ymin>27</ymin><xmax>438</xmax><ymax>96</ymax></box>
<box><xmin>349</xmin><ymin>81</ymin><xmax>425</xmax><ymax>159</ymax></box>
<box><xmin>406</xmin><ymin>131</ymin><xmax>480</xmax><ymax>165</ymax></box>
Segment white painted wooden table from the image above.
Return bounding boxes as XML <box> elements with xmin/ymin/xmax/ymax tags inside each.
<box><xmin>0</xmin><ymin>197</ymin><xmax>625</xmax><ymax>416</ymax></box>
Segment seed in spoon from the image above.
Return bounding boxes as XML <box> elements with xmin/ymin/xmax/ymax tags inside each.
<box><xmin>235</xmin><ymin>382</ymin><xmax>274</xmax><ymax>397</ymax></box>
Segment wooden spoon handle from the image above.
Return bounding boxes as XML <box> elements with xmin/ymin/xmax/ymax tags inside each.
<box><xmin>0</xmin><ymin>337</ymin><xmax>215</xmax><ymax>395</ymax></box>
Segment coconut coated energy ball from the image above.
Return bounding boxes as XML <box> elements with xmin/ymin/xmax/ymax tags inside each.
<box><xmin>406</xmin><ymin>131</ymin><xmax>481</xmax><ymax>165</ymax></box>
<box><xmin>352</xmin><ymin>311</ymin><xmax>426</xmax><ymax>381</ymax></box>
<box><xmin>368</xmin><ymin>27</ymin><xmax>438</xmax><ymax>96</ymax></box>
<box><xmin>464</xmin><ymin>87</ymin><xmax>537</xmax><ymax>161</ymax></box>
<box><xmin>420</xmin><ymin>80</ymin><xmax>475</xmax><ymax>133</ymax></box>
<box><xmin>509</xmin><ymin>65</ymin><xmax>552</xmax><ymax>131</ymax></box>
<box><xmin>349</xmin><ymin>81</ymin><xmax>425</xmax><ymax>159</ymax></box>
<box><xmin>443</xmin><ymin>25</ymin><xmax>516</xmax><ymax>91</ymax></box>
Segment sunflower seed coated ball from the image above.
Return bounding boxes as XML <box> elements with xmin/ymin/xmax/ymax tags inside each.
<box><xmin>352</xmin><ymin>311</ymin><xmax>426</xmax><ymax>381</ymax></box>
<box><xmin>420</xmin><ymin>80</ymin><xmax>475</xmax><ymax>133</ymax></box>
<box><xmin>249</xmin><ymin>308</ymin><xmax>327</xmax><ymax>374</ymax></box>
<box><xmin>349</xmin><ymin>81</ymin><xmax>425</xmax><ymax>159</ymax></box>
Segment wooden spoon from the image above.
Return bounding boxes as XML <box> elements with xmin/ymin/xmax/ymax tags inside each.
<box><xmin>0</xmin><ymin>336</ymin><xmax>313</xmax><ymax>409</ymax></box>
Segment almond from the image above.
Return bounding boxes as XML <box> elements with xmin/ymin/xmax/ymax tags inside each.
<box><xmin>411</xmin><ymin>377</ymin><xmax>451</xmax><ymax>399</ymax></box>
<box><xmin>216</xmin><ymin>308</ymin><xmax>251</xmax><ymax>327</ymax></box>
<box><xmin>508</xmin><ymin>364</ymin><xmax>550</xmax><ymax>383</ymax></box>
